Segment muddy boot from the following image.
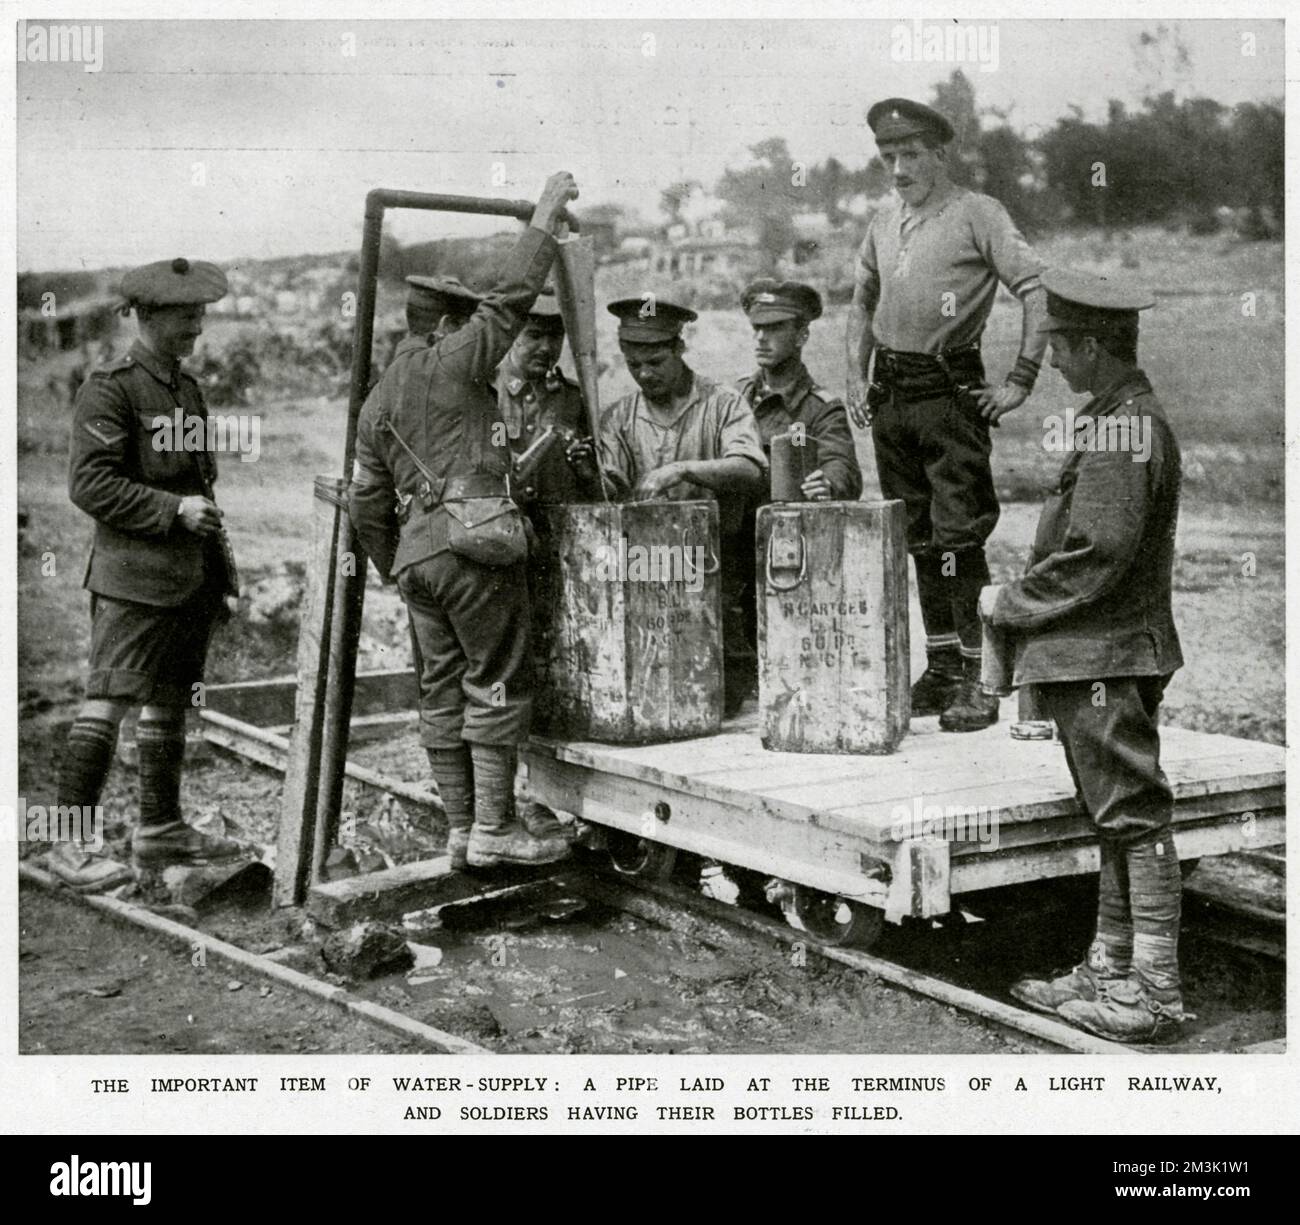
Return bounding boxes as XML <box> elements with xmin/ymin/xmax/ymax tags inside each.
<box><xmin>47</xmin><ymin>841</ymin><xmax>134</xmax><ymax>893</ymax></box>
<box><xmin>1058</xmin><ymin>834</ymin><xmax>1185</xmax><ymax>1042</ymax></box>
<box><xmin>910</xmin><ymin>652</ymin><xmax>963</xmax><ymax>716</ymax></box>
<box><xmin>939</xmin><ymin>657</ymin><xmax>1000</xmax><ymax>732</ymax></box>
<box><xmin>1013</xmin><ymin>840</ymin><xmax>1132</xmax><ymax>1012</ymax></box>
<box><xmin>1057</xmin><ymin>975</ymin><xmax>1186</xmax><ymax>1042</ymax></box>
<box><xmin>517</xmin><ymin>799</ymin><xmax>567</xmax><ymax>841</ymax></box>
<box><xmin>1011</xmin><ymin>942</ymin><xmax>1127</xmax><ymax>1015</ymax></box>
<box><xmin>427</xmin><ymin>746</ymin><xmax>474</xmax><ymax>871</ymax></box>
<box><xmin>131</xmin><ymin>820</ymin><xmax>244</xmax><ymax>869</ymax></box>
<box><xmin>467</xmin><ymin>745</ymin><xmax>569</xmax><ymax>868</ymax></box>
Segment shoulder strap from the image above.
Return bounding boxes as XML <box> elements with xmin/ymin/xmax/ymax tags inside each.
<box><xmin>380</xmin><ymin>413</ymin><xmax>441</xmax><ymax>488</ymax></box>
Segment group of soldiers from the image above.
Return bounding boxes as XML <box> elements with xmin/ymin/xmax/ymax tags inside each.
<box><xmin>49</xmin><ymin>98</ymin><xmax>1186</xmax><ymax>1043</ymax></box>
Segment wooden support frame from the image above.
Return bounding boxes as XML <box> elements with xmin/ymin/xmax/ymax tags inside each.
<box><xmin>273</xmin><ymin>189</ymin><xmax>578</xmax><ymax>907</ymax></box>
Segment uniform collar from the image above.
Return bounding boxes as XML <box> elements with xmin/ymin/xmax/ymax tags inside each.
<box><xmin>900</xmin><ymin>180</ymin><xmax>960</xmax><ymax>226</ymax></box>
<box><xmin>500</xmin><ymin>352</ymin><xmax>561</xmax><ymax>397</ymax></box>
<box><xmin>638</xmin><ymin>368</ymin><xmax>702</xmax><ymax>429</ymax></box>
<box><xmin>1077</xmin><ymin>368</ymin><xmax>1152</xmax><ymax>425</ymax></box>
<box><xmin>752</xmin><ymin>361</ymin><xmax>813</xmax><ymax>408</ymax></box>
<box><xmin>130</xmin><ymin>338</ymin><xmax>182</xmax><ymax>387</ymax></box>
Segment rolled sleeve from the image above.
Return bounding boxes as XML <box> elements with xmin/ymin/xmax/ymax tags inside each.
<box><xmin>714</xmin><ymin>392</ymin><xmax>768</xmax><ymax>473</ymax></box>
<box><xmin>853</xmin><ymin>226</ymin><xmax>881</xmax><ymax>311</ymax></box>
<box><xmin>972</xmin><ymin>196</ymin><xmax>1042</xmax><ymax>296</ymax></box>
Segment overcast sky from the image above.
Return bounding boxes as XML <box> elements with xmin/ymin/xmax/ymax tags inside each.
<box><xmin>16</xmin><ymin>16</ymin><xmax>1284</xmax><ymax>272</ymax></box>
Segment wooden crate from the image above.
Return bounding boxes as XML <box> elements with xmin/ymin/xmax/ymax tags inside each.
<box><xmin>756</xmin><ymin>499</ymin><xmax>909</xmax><ymax>754</ymax></box>
<box><xmin>531</xmin><ymin>501</ymin><xmax>722</xmax><ymax>743</ymax></box>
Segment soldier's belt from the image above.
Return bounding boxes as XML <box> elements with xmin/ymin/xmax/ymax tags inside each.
<box><xmin>396</xmin><ymin>471</ymin><xmax>511</xmax><ymax>524</ymax></box>
<box><xmin>874</xmin><ymin>343</ymin><xmax>983</xmax><ymax>403</ymax></box>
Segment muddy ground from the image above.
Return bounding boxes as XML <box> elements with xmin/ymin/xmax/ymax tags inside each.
<box><xmin>15</xmin><ymin>233</ymin><xmax>1285</xmax><ymax>1056</ymax></box>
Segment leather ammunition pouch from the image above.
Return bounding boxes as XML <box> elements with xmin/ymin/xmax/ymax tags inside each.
<box><xmin>383</xmin><ymin>415</ymin><xmax>527</xmax><ymax>569</ymax></box>
<box><xmin>444</xmin><ymin>493</ymin><xmax>528</xmax><ymax>567</ymax></box>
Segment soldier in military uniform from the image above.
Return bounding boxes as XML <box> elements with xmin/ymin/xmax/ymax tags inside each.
<box><xmin>598</xmin><ymin>296</ymin><xmax>768</xmax><ymax>716</ymax></box>
<box><xmin>492</xmin><ymin>286</ymin><xmax>599</xmax><ymax>837</ymax></box>
<box><xmin>733</xmin><ymin>279</ymin><xmax>863</xmax><ymax>703</ymax></box>
<box><xmin>986</xmin><ymin>268</ymin><xmax>1186</xmax><ymax>1042</ymax></box>
<box><xmin>49</xmin><ymin>257</ymin><xmax>243</xmax><ymax>889</ymax></box>
<box><xmin>348</xmin><ymin>171</ymin><xmax>579</xmax><ymax>872</ymax></box>
<box><xmin>845</xmin><ymin>98</ymin><xmax>1048</xmax><ymax>733</ymax></box>
<box><xmin>394</xmin><ymin>275</ymin><xmax>480</xmax><ymax>364</ymax></box>
<box><xmin>493</xmin><ymin>286</ymin><xmax>600</xmax><ymax>514</ymax></box>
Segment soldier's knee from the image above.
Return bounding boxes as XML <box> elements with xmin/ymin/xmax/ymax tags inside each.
<box><xmin>80</xmin><ymin>698</ymin><xmax>131</xmax><ymax>726</ymax></box>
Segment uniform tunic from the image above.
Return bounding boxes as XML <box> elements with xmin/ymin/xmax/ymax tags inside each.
<box><xmin>69</xmin><ymin>339</ymin><xmax>235</xmax><ymax>704</ymax></box>
<box><xmin>989</xmin><ymin>369</ymin><xmax>1183</xmax><ymax>843</ymax></box>
<box><xmin>735</xmin><ymin>362</ymin><xmax>862</xmax><ymax>501</ymax></box>
<box><xmin>493</xmin><ymin>352</ymin><xmax>592</xmax><ymax>507</ymax></box>
<box><xmin>348</xmin><ymin>226</ymin><xmax>556</xmax><ymax>748</ymax></box>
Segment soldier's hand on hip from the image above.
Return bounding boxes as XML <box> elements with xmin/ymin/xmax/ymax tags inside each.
<box><xmin>177</xmin><ymin>495</ymin><xmax>223</xmax><ymax>536</ymax></box>
<box><xmin>973</xmin><ymin>381</ymin><xmax>1029</xmax><ymax>424</ymax></box>
<box><xmin>845</xmin><ymin>377</ymin><xmax>871</xmax><ymax>430</ymax></box>
<box><xmin>531</xmin><ymin>172</ymin><xmax>580</xmax><ymax>232</ymax></box>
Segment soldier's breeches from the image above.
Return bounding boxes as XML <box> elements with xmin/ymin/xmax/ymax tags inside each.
<box><xmin>870</xmin><ymin>390</ymin><xmax>999</xmax><ymax>555</ymax></box>
<box><xmin>85</xmin><ymin>587</ymin><xmax>224</xmax><ymax>706</ymax></box>
<box><xmin>1037</xmin><ymin>675</ymin><xmax>1174</xmax><ymax>844</ymax></box>
<box><xmin>398</xmin><ymin>552</ymin><xmax>533</xmax><ymax>749</ymax></box>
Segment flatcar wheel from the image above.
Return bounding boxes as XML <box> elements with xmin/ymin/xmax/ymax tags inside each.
<box><xmin>606</xmin><ymin>830</ymin><xmax>677</xmax><ymax>881</ymax></box>
<box><xmin>783</xmin><ymin>887</ymin><xmax>884</xmax><ymax>950</ymax></box>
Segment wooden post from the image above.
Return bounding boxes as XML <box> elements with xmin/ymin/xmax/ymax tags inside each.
<box><xmin>280</xmin><ymin>191</ymin><xmax>580</xmax><ymax>902</ymax></box>
<box><xmin>274</xmin><ymin>476</ymin><xmax>342</xmax><ymax>906</ymax></box>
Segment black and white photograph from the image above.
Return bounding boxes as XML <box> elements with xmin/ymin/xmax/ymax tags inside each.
<box><xmin>2</xmin><ymin>2</ymin><xmax>1293</xmax><ymax>1142</ymax></box>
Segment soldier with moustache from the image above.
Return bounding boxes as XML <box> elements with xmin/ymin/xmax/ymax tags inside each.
<box><xmin>49</xmin><ymin>257</ymin><xmax>244</xmax><ymax>889</ymax></box>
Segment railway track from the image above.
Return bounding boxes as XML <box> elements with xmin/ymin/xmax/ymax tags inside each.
<box><xmin>20</xmin><ymin>828</ymin><xmax>1285</xmax><ymax>1057</ymax></box>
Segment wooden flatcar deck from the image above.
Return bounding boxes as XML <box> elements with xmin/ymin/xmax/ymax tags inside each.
<box><xmin>522</xmin><ymin>699</ymin><xmax>1285</xmax><ymax>921</ymax></box>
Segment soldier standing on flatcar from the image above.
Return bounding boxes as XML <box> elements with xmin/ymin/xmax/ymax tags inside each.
<box><xmin>598</xmin><ymin>296</ymin><xmax>768</xmax><ymax>717</ymax></box>
<box><xmin>733</xmin><ymin>279</ymin><xmax>863</xmax><ymax>705</ymax></box>
<box><xmin>989</xmin><ymin>268</ymin><xmax>1186</xmax><ymax>1042</ymax></box>
<box><xmin>348</xmin><ymin>171</ymin><xmax>579</xmax><ymax>872</ymax></box>
<box><xmin>845</xmin><ymin>98</ymin><xmax>1048</xmax><ymax>732</ymax></box>
<box><xmin>48</xmin><ymin>258</ymin><xmax>243</xmax><ymax>890</ymax></box>
<box><xmin>493</xmin><ymin>286</ymin><xmax>600</xmax><ymax>515</ymax></box>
